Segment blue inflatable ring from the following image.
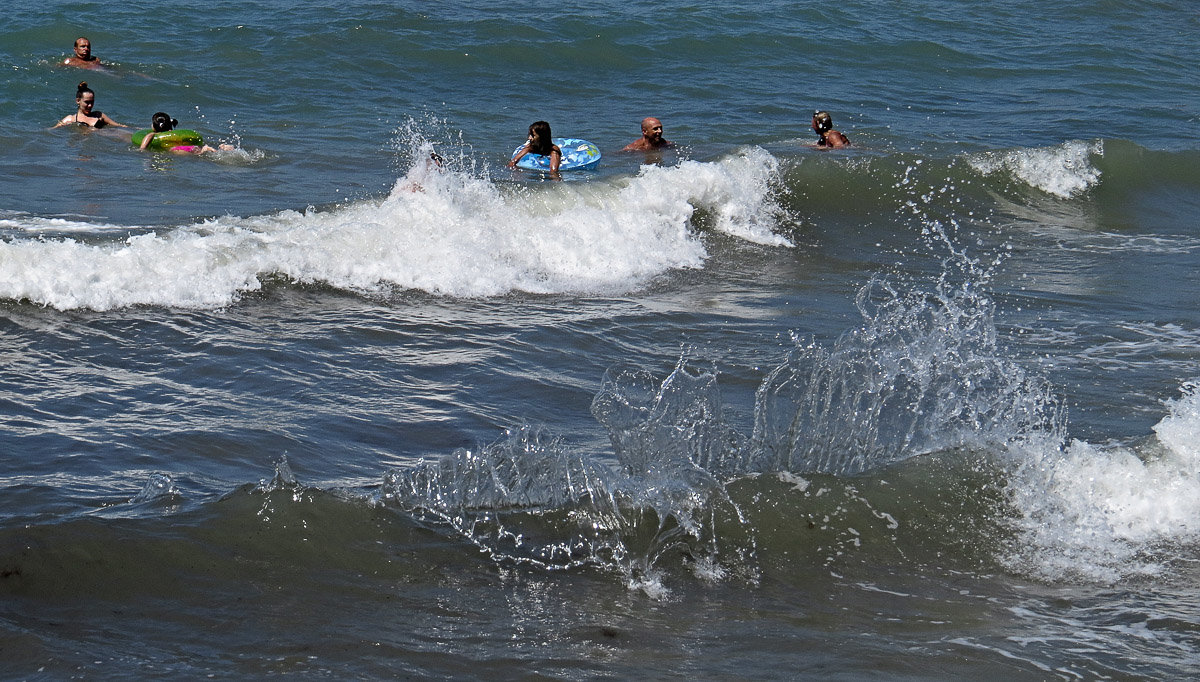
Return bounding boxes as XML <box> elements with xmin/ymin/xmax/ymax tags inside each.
<box><xmin>512</xmin><ymin>138</ymin><xmax>601</xmax><ymax>171</ymax></box>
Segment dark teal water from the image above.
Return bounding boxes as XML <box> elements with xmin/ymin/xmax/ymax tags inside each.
<box><xmin>2</xmin><ymin>1</ymin><xmax>1200</xmax><ymax>678</ymax></box>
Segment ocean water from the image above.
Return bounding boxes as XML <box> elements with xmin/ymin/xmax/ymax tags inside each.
<box><xmin>2</xmin><ymin>0</ymin><xmax>1200</xmax><ymax>678</ymax></box>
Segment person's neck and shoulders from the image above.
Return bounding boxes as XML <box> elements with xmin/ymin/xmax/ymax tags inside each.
<box><xmin>622</xmin><ymin>137</ymin><xmax>672</xmax><ymax>152</ymax></box>
<box><xmin>63</xmin><ymin>54</ymin><xmax>102</xmax><ymax>69</ymax></box>
<box><xmin>56</xmin><ymin>110</ymin><xmax>125</xmax><ymax>129</ymax></box>
<box><xmin>817</xmin><ymin>129</ymin><xmax>851</xmax><ymax>148</ymax></box>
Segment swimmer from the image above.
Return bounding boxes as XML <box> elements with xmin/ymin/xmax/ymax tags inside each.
<box><xmin>53</xmin><ymin>81</ymin><xmax>126</xmax><ymax>129</ymax></box>
<box><xmin>397</xmin><ymin>151</ymin><xmax>446</xmax><ymax>193</ymax></box>
<box><xmin>508</xmin><ymin>120</ymin><xmax>561</xmax><ymax>173</ymax></box>
<box><xmin>621</xmin><ymin>117</ymin><xmax>673</xmax><ymax>151</ymax></box>
<box><xmin>62</xmin><ymin>37</ymin><xmax>102</xmax><ymax>69</ymax></box>
<box><xmin>138</xmin><ymin>112</ymin><xmax>233</xmax><ymax>154</ymax></box>
<box><xmin>812</xmin><ymin>110</ymin><xmax>850</xmax><ymax>148</ymax></box>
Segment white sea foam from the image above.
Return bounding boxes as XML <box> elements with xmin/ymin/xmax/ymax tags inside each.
<box><xmin>967</xmin><ymin>140</ymin><xmax>1102</xmax><ymax>198</ymax></box>
<box><xmin>0</xmin><ymin>214</ymin><xmax>128</xmax><ymax>234</ymax></box>
<box><xmin>0</xmin><ymin>148</ymin><xmax>787</xmax><ymax>311</ymax></box>
<box><xmin>1005</xmin><ymin>381</ymin><xmax>1200</xmax><ymax>582</ymax></box>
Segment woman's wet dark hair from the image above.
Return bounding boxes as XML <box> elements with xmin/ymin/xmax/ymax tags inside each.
<box><xmin>151</xmin><ymin>112</ymin><xmax>178</xmax><ymax>133</ymax></box>
<box><xmin>75</xmin><ymin>81</ymin><xmax>93</xmax><ymax>100</ymax></box>
<box><xmin>527</xmin><ymin>120</ymin><xmax>553</xmax><ymax>156</ymax></box>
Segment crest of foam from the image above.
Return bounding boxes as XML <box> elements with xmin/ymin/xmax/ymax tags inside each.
<box><xmin>967</xmin><ymin>140</ymin><xmax>1102</xmax><ymax>198</ymax></box>
<box><xmin>1004</xmin><ymin>381</ymin><xmax>1200</xmax><ymax>582</ymax></box>
<box><xmin>0</xmin><ymin>149</ymin><xmax>788</xmax><ymax>310</ymax></box>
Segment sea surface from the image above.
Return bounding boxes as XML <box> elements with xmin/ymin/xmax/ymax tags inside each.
<box><xmin>2</xmin><ymin>0</ymin><xmax>1200</xmax><ymax>678</ymax></box>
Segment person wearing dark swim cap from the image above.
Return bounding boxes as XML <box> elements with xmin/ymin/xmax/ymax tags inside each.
<box><xmin>812</xmin><ymin>110</ymin><xmax>850</xmax><ymax>148</ymax></box>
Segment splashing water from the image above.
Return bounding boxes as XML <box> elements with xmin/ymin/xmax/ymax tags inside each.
<box><xmin>373</xmin><ymin>248</ymin><xmax>1065</xmax><ymax>588</ymax></box>
<box><xmin>749</xmin><ymin>274</ymin><xmax>1064</xmax><ymax>476</ymax></box>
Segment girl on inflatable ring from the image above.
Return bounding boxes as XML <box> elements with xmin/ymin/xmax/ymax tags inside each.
<box><xmin>138</xmin><ymin>112</ymin><xmax>232</xmax><ymax>154</ymax></box>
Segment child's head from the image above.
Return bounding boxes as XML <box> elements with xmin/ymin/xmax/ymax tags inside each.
<box><xmin>528</xmin><ymin>120</ymin><xmax>553</xmax><ymax>153</ymax></box>
<box><xmin>151</xmin><ymin>112</ymin><xmax>178</xmax><ymax>133</ymax></box>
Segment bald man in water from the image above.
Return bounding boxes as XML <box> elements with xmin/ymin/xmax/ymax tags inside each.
<box><xmin>63</xmin><ymin>37</ymin><xmax>102</xmax><ymax>68</ymax></box>
<box><xmin>621</xmin><ymin>117</ymin><xmax>673</xmax><ymax>151</ymax></box>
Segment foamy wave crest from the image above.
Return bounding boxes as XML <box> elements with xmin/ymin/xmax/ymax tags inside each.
<box><xmin>0</xmin><ymin>213</ymin><xmax>127</xmax><ymax>235</ymax></box>
<box><xmin>623</xmin><ymin>148</ymin><xmax>791</xmax><ymax>247</ymax></box>
<box><xmin>0</xmin><ymin>149</ymin><xmax>788</xmax><ymax>310</ymax></box>
<box><xmin>967</xmin><ymin>140</ymin><xmax>1102</xmax><ymax>198</ymax></box>
<box><xmin>1004</xmin><ymin>381</ymin><xmax>1200</xmax><ymax>582</ymax></box>
<box><xmin>0</xmin><ymin>228</ymin><xmax>269</xmax><ymax>310</ymax></box>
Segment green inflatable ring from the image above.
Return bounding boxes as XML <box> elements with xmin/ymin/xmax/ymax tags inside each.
<box><xmin>132</xmin><ymin>129</ymin><xmax>204</xmax><ymax>151</ymax></box>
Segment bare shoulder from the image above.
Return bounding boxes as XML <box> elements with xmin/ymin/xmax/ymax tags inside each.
<box><xmin>63</xmin><ymin>57</ymin><xmax>103</xmax><ymax>69</ymax></box>
<box><xmin>828</xmin><ymin>131</ymin><xmax>851</xmax><ymax>147</ymax></box>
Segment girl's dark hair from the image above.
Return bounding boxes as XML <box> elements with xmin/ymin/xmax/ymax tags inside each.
<box><xmin>528</xmin><ymin>120</ymin><xmax>553</xmax><ymax>156</ymax></box>
<box><xmin>75</xmin><ymin>81</ymin><xmax>93</xmax><ymax>99</ymax></box>
<box><xmin>151</xmin><ymin>112</ymin><xmax>178</xmax><ymax>133</ymax></box>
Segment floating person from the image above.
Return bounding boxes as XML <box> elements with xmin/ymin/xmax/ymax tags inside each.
<box><xmin>396</xmin><ymin>151</ymin><xmax>446</xmax><ymax>193</ymax></box>
<box><xmin>134</xmin><ymin>112</ymin><xmax>233</xmax><ymax>154</ymax></box>
<box><xmin>508</xmin><ymin>121</ymin><xmax>601</xmax><ymax>174</ymax></box>
<box><xmin>53</xmin><ymin>81</ymin><xmax>126</xmax><ymax>129</ymax></box>
<box><xmin>812</xmin><ymin>110</ymin><xmax>850</xmax><ymax>148</ymax></box>
<box><xmin>509</xmin><ymin>120</ymin><xmax>562</xmax><ymax>173</ymax></box>
<box><xmin>621</xmin><ymin>116</ymin><xmax>673</xmax><ymax>152</ymax></box>
<box><xmin>62</xmin><ymin>37</ymin><xmax>103</xmax><ymax>69</ymax></box>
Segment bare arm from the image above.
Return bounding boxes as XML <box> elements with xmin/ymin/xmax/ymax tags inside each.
<box><xmin>140</xmin><ymin>132</ymin><xmax>155</xmax><ymax>149</ymax></box>
<box><xmin>549</xmin><ymin>146</ymin><xmax>561</xmax><ymax>172</ymax></box>
<box><xmin>51</xmin><ymin>115</ymin><xmax>74</xmax><ymax>129</ymax></box>
<box><xmin>508</xmin><ymin>142</ymin><xmax>530</xmax><ymax>168</ymax></box>
<box><xmin>100</xmin><ymin>112</ymin><xmax>127</xmax><ymax>128</ymax></box>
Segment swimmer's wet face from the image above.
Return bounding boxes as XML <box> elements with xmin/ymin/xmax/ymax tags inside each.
<box><xmin>78</xmin><ymin>93</ymin><xmax>95</xmax><ymax>112</ymax></box>
<box><xmin>643</xmin><ymin>118</ymin><xmax>664</xmax><ymax>143</ymax></box>
<box><xmin>74</xmin><ymin>39</ymin><xmax>91</xmax><ymax>60</ymax></box>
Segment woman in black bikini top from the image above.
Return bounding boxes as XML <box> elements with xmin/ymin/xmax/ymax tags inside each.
<box><xmin>53</xmin><ymin>81</ymin><xmax>126</xmax><ymax>129</ymax></box>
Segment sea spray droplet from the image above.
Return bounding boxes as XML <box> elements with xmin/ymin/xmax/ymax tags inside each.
<box><xmin>131</xmin><ymin>473</ymin><xmax>177</xmax><ymax>503</ymax></box>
